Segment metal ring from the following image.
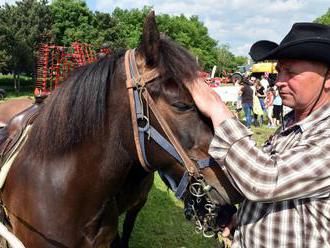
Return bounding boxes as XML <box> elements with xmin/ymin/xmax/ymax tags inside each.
<box><xmin>189</xmin><ymin>182</ymin><xmax>205</xmax><ymax>197</ymax></box>
<box><xmin>203</xmin><ymin>229</ymin><xmax>215</xmax><ymax>238</ymax></box>
<box><xmin>137</xmin><ymin>116</ymin><xmax>150</xmax><ymax>132</ymax></box>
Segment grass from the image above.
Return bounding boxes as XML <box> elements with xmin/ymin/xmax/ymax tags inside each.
<box><xmin>120</xmin><ymin>175</ymin><xmax>219</xmax><ymax>248</ymax></box>
<box><xmin>1</xmin><ymin>75</ymin><xmax>277</xmax><ymax>247</ymax></box>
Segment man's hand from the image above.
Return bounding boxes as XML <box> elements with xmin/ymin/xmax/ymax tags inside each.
<box><xmin>185</xmin><ymin>78</ymin><xmax>234</xmax><ymax>127</ymax></box>
<box><xmin>222</xmin><ymin>213</ymin><xmax>237</xmax><ymax>238</ymax></box>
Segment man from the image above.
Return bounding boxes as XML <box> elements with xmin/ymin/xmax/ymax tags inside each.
<box><xmin>240</xmin><ymin>77</ymin><xmax>254</xmax><ymax>128</ymax></box>
<box><xmin>186</xmin><ymin>22</ymin><xmax>330</xmax><ymax>247</ymax></box>
<box><xmin>260</xmin><ymin>74</ymin><xmax>269</xmax><ymax>89</ymax></box>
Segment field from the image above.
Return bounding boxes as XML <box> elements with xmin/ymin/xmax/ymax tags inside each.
<box><xmin>0</xmin><ymin>75</ymin><xmax>276</xmax><ymax>247</ymax></box>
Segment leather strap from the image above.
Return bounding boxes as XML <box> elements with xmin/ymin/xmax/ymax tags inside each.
<box><xmin>141</xmin><ymin>89</ymin><xmax>199</xmax><ymax>177</ymax></box>
<box><xmin>124</xmin><ymin>48</ymin><xmax>200</xmax><ymax>177</ymax></box>
<box><xmin>125</xmin><ymin>50</ymin><xmax>152</xmax><ymax>172</ymax></box>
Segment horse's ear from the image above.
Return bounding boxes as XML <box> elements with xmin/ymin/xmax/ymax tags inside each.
<box><xmin>141</xmin><ymin>11</ymin><xmax>160</xmax><ymax>67</ymax></box>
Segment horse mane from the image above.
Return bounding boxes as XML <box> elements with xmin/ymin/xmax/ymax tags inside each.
<box><xmin>25</xmin><ymin>51</ymin><xmax>124</xmax><ymax>158</ymax></box>
<box><xmin>25</xmin><ymin>37</ymin><xmax>198</xmax><ymax>159</ymax></box>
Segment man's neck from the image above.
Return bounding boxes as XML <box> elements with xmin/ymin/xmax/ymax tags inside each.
<box><xmin>294</xmin><ymin>96</ymin><xmax>330</xmax><ymax>122</ymax></box>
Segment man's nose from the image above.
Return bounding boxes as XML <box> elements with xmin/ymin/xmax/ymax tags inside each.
<box><xmin>275</xmin><ymin>74</ymin><xmax>287</xmax><ymax>87</ymax></box>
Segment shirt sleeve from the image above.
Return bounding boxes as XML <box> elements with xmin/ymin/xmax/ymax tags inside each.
<box><xmin>209</xmin><ymin>117</ymin><xmax>330</xmax><ymax>202</ymax></box>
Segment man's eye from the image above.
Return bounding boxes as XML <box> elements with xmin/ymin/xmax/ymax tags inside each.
<box><xmin>172</xmin><ymin>102</ymin><xmax>194</xmax><ymax>112</ymax></box>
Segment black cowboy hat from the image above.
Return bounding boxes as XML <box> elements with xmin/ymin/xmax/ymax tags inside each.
<box><xmin>249</xmin><ymin>22</ymin><xmax>330</xmax><ymax>65</ymax></box>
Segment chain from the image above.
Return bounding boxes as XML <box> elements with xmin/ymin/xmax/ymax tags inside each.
<box><xmin>185</xmin><ymin>177</ymin><xmax>219</xmax><ymax>238</ymax></box>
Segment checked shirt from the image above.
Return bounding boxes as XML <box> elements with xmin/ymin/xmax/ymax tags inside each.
<box><xmin>209</xmin><ymin>102</ymin><xmax>330</xmax><ymax>248</ymax></box>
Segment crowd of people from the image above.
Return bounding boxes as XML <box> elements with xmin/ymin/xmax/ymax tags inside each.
<box><xmin>234</xmin><ymin>74</ymin><xmax>285</xmax><ymax>129</ymax></box>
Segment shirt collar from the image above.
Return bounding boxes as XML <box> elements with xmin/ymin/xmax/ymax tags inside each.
<box><xmin>282</xmin><ymin>101</ymin><xmax>330</xmax><ymax>133</ymax></box>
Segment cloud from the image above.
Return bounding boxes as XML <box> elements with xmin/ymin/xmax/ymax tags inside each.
<box><xmin>90</xmin><ymin>0</ymin><xmax>329</xmax><ymax>56</ymax></box>
<box><xmin>0</xmin><ymin>0</ymin><xmax>15</xmax><ymax>5</ymax></box>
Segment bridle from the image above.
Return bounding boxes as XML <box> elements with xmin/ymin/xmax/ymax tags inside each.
<box><xmin>125</xmin><ymin>49</ymin><xmax>200</xmax><ymax>194</ymax></box>
<box><xmin>125</xmin><ymin>49</ymin><xmax>199</xmax><ymax>176</ymax></box>
<box><xmin>124</xmin><ymin>49</ymin><xmax>234</xmax><ymax>238</ymax></box>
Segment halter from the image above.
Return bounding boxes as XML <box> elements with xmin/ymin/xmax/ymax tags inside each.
<box><xmin>124</xmin><ymin>49</ymin><xmax>235</xmax><ymax>238</ymax></box>
<box><xmin>125</xmin><ymin>49</ymin><xmax>207</xmax><ymax>196</ymax></box>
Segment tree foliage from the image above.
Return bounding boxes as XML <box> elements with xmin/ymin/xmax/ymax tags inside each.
<box><xmin>0</xmin><ymin>0</ymin><xmax>52</xmax><ymax>79</ymax></box>
<box><xmin>314</xmin><ymin>8</ymin><xmax>330</xmax><ymax>24</ymax></box>
<box><xmin>0</xmin><ymin>0</ymin><xmax>249</xmax><ymax>80</ymax></box>
<box><xmin>50</xmin><ymin>0</ymin><xmax>97</xmax><ymax>45</ymax></box>
<box><xmin>157</xmin><ymin>14</ymin><xmax>218</xmax><ymax>70</ymax></box>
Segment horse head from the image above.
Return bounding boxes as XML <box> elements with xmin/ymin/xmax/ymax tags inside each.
<box><xmin>128</xmin><ymin>11</ymin><xmax>241</xmax><ymax>237</ymax></box>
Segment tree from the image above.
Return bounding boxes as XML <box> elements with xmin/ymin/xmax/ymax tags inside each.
<box><xmin>157</xmin><ymin>14</ymin><xmax>218</xmax><ymax>70</ymax></box>
<box><xmin>0</xmin><ymin>50</ymin><xmax>11</xmax><ymax>74</ymax></box>
<box><xmin>110</xmin><ymin>6</ymin><xmax>152</xmax><ymax>49</ymax></box>
<box><xmin>0</xmin><ymin>0</ymin><xmax>52</xmax><ymax>90</ymax></box>
<box><xmin>106</xmin><ymin>7</ymin><xmax>218</xmax><ymax>69</ymax></box>
<box><xmin>214</xmin><ymin>44</ymin><xmax>235</xmax><ymax>75</ymax></box>
<box><xmin>92</xmin><ymin>11</ymin><xmax>122</xmax><ymax>49</ymax></box>
<box><xmin>314</xmin><ymin>8</ymin><xmax>330</xmax><ymax>24</ymax></box>
<box><xmin>50</xmin><ymin>0</ymin><xmax>98</xmax><ymax>45</ymax></box>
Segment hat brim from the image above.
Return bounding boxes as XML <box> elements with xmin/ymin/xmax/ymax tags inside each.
<box><xmin>249</xmin><ymin>39</ymin><xmax>330</xmax><ymax>66</ymax></box>
<box><xmin>249</xmin><ymin>40</ymin><xmax>278</xmax><ymax>61</ymax></box>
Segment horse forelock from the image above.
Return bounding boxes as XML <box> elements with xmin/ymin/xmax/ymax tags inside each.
<box><xmin>25</xmin><ymin>51</ymin><xmax>125</xmax><ymax>159</ymax></box>
<box><xmin>158</xmin><ymin>37</ymin><xmax>199</xmax><ymax>86</ymax></box>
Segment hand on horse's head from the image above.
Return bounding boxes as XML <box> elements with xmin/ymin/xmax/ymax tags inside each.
<box><xmin>184</xmin><ymin>77</ymin><xmax>234</xmax><ymax>127</ymax></box>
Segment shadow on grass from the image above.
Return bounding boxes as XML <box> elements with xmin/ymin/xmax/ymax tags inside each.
<box><xmin>119</xmin><ymin>174</ymin><xmax>219</xmax><ymax>248</ymax></box>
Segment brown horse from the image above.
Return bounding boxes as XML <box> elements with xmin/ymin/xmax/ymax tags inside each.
<box><xmin>0</xmin><ymin>98</ymin><xmax>34</xmax><ymax>127</ymax></box>
<box><xmin>0</xmin><ymin>12</ymin><xmax>224</xmax><ymax>248</ymax></box>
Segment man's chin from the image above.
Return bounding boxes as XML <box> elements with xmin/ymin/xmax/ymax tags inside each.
<box><xmin>281</xmin><ymin>99</ymin><xmax>294</xmax><ymax>108</ymax></box>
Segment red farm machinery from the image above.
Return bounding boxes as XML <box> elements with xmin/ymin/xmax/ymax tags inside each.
<box><xmin>34</xmin><ymin>42</ymin><xmax>110</xmax><ymax>96</ymax></box>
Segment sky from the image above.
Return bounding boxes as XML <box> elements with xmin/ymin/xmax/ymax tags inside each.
<box><xmin>1</xmin><ymin>0</ymin><xmax>329</xmax><ymax>57</ymax></box>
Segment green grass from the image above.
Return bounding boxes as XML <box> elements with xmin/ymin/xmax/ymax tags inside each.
<box><xmin>251</xmin><ymin>125</ymin><xmax>275</xmax><ymax>147</ymax></box>
<box><xmin>120</xmin><ymin>175</ymin><xmax>219</xmax><ymax>248</ymax></box>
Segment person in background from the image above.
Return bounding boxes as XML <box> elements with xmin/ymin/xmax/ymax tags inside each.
<box><xmin>254</xmin><ymin>79</ymin><xmax>266</xmax><ymax>126</ymax></box>
<box><xmin>272</xmin><ymin>88</ymin><xmax>283</xmax><ymax>126</ymax></box>
<box><xmin>240</xmin><ymin>78</ymin><xmax>254</xmax><ymax>128</ymax></box>
<box><xmin>260</xmin><ymin>74</ymin><xmax>269</xmax><ymax>89</ymax></box>
<box><xmin>184</xmin><ymin>22</ymin><xmax>330</xmax><ymax>247</ymax></box>
<box><xmin>265</xmin><ymin>86</ymin><xmax>276</xmax><ymax>127</ymax></box>
<box><xmin>234</xmin><ymin>78</ymin><xmax>243</xmax><ymax>118</ymax></box>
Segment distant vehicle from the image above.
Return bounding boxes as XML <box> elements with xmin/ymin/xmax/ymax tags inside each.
<box><xmin>250</xmin><ymin>61</ymin><xmax>277</xmax><ymax>85</ymax></box>
<box><xmin>251</xmin><ymin>61</ymin><xmax>277</xmax><ymax>74</ymax></box>
<box><xmin>231</xmin><ymin>61</ymin><xmax>277</xmax><ymax>83</ymax></box>
<box><xmin>0</xmin><ymin>89</ymin><xmax>6</xmax><ymax>100</ymax></box>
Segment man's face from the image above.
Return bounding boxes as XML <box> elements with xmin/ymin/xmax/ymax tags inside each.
<box><xmin>275</xmin><ymin>59</ymin><xmax>328</xmax><ymax>110</ymax></box>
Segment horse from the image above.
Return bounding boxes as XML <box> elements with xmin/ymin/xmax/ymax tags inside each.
<box><xmin>0</xmin><ymin>12</ymin><xmax>229</xmax><ymax>248</ymax></box>
<box><xmin>0</xmin><ymin>98</ymin><xmax>34</xmax><ymax>127</ymax></box>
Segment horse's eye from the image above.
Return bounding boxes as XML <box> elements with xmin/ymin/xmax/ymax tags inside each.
<box><xmin>172</xmin><ymin>102</ymin><xmax>194</xmax><ymax>112</ymax></box>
